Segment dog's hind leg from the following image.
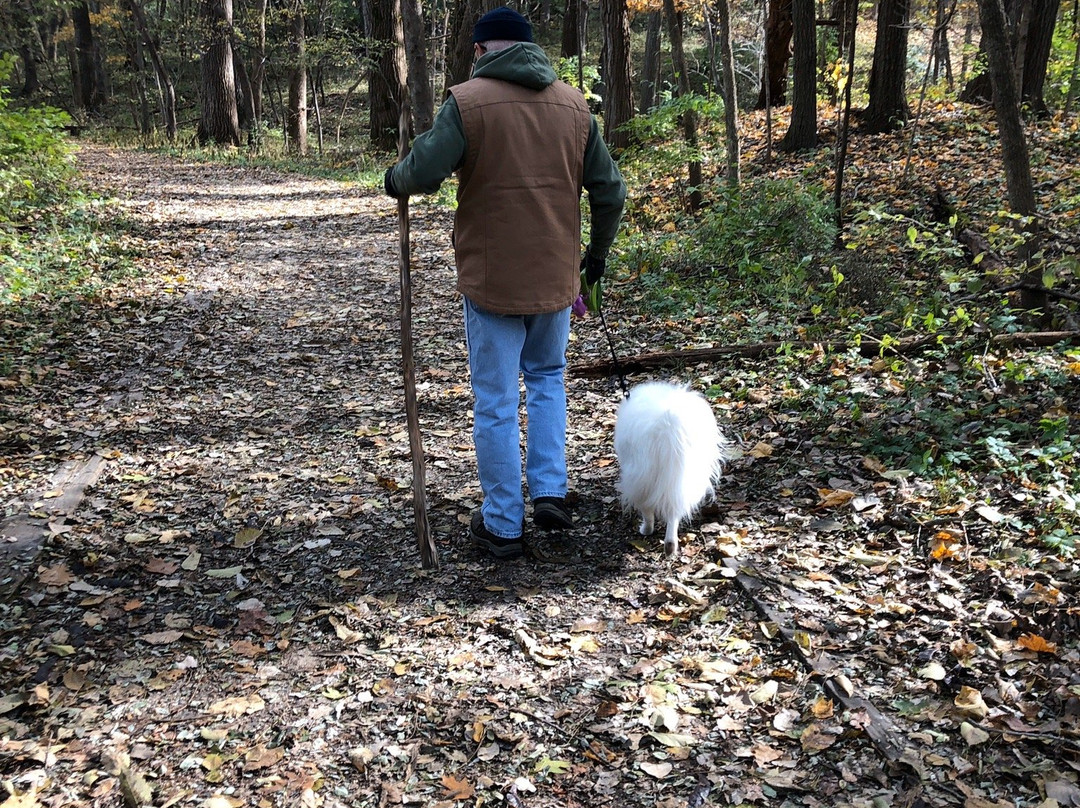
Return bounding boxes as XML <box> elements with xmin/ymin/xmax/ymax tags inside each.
<box><xmin>639</xmin><ymin>510</ymin><xmax>655</xmax><ymax>536</ymax></box>
<box><xmin>663</xmin><ymin>520</ymin><xmax>680</xmax><ymax>557</ymax></box>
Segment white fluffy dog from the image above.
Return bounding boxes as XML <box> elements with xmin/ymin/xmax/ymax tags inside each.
<box><xmin>614</xmin><ymin>381</ymin><xmax>727</xmax><ymax>556</ymax></box>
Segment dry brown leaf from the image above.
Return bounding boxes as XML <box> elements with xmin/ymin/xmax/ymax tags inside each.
<box><xmin>440</xmin><ymin>773</ymin><xmax>475</xmax><ymax>800</ymax></box>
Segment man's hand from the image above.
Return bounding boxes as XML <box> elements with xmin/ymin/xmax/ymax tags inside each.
<box><xmin>581</xmin><ymin>250</ymin><xmax>605</xmax><ymax>285</ymax></box>
<box><xmin>384</xmin><ymin>168</ymin><xmax>402</xmax><ymax>199</ymax></box>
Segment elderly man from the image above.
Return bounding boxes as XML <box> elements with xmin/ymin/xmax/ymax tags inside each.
<box><xmin>385</xmin><ymin>6</ymin><xmax>626</xmax><ymax>559</ymax></box>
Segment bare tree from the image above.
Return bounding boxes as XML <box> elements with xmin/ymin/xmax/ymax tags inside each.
<box><xmin>863</xmin><ymin>0</ymin><xmax>911</xmax><ymax>133</ymax></box>
<box><xmin>779</xmin><ymin>0</ymin><xmax>817</xmax><ymax>149</ymax></box>
<box><xmin>286</xmin><ymin>0</ymin><xmax>306</xmax><ymax>154</ymax></box>
<box><xmin>715</xmin><ymin>0</ymin><xmax>741</xmax><ymax>184</ymax></box>
<box><xmin>756</xmin><ymin>0</ymin><xmax>793</xmax><ymax>107</ymax></box>
<box><xmin>369</xmin><ymin>0</ymin><xmax>406</xmax><ymax>151</ymax></box>
<box><xmin>663</xmin><ymin>0</ymin><xmax>702</xmax><ymax>211</ymax></box>
<box><xmin>197</xmin><ymin>0</ymin><xmax>241</xmax><ymax>146</ymax></box>
<box><xmin>72</xmin><ymin>1</ymin><xmax>108</xmax><ymax>116</ymax></box>
<box><xmin>600</xmin><ymin>0</ymin><xmax>633</xmax><ymax>151</ymax></box>
<box><xmin>639</xmin><ymin>9</ymin><xmax>662</xmax><ymax>114</ymax></box>
<box><xmin>402</xmin><ymin>0</ymin><xmax>434</xmax><ymax>134</ymax></box>
<box><xmin>974</xmin><ymin>0</ymin><xmax>1044</xmax><ymax>312</ymax></box>
<box><xmin>123</xmin><ymin>0</ymin><xmax>177</xmax><ymax>140</ymax></box>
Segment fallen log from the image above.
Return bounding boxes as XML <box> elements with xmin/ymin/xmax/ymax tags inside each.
<box><xmin>569</xmin><ymin>330</ymin><xmax>1080</xmax><ymax>378</ymax></box>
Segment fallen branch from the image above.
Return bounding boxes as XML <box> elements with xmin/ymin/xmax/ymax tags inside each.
<box><xmin>722</xmin><ymin>556</ymin><xmax>911</xmax><ymax>763</ymax></box>
<box><xmin>569</xmin><ymin>330</ymin><xmax>1080</xmax><ymax>378</ymax></box>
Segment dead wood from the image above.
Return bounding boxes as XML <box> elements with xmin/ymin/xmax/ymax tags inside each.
<box><xmin>569</xmin><ymin>330</ymin><xmax>1080</xmax><ymax>378</ymax></box>
<box><xmin>722</xmin><ymin>556</ymin><xmax>911</xmax><ymax>764</ymax></box>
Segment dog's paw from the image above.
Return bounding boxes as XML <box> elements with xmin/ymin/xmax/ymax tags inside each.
<box><xmin>664</xmin><ymin>536</ymin><xmax>679</xmax><ymax>556</ymax></box>
<box><xmin>639</xmin><ymin>515</ymin><xmax>655</xmax><ymax>536</ymax></box>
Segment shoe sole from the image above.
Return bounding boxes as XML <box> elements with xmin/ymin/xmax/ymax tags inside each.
<box><xmin>471</xmin><ymin>530</ymin><xmax>525</xmax><ymax>559</ymax></box>
<box><xmin>533</xmin><ymin>504</ymin><xmax>575</xmax><ymax>531</ymax></box>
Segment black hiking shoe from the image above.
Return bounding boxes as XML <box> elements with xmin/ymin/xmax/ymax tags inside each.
<box><xmin>470</xmin><ymin>511</ymin><xmax>524</xmax><ymax>559</ymax></box>
<box><xmin>532</xmin><ymin>497</ymin><xmax>575</xmax><ymax>531</ymax></box>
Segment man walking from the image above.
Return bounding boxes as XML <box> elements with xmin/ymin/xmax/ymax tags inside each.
<box><xmin>385</xmin><ymin>6</ymin><xmax>626</xmax><ymax>559</ymax></box>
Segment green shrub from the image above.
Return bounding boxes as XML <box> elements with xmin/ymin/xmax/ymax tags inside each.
<box><xmin>0</xmin><ymin>53</ymin><xmax>75</xmax><ymax>224</ymax></box>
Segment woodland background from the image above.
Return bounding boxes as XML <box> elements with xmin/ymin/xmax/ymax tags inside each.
<box><xmin>2</xmin><ymin>0</ymin><xmax>1080</xmax><ymax>806</ymax></box>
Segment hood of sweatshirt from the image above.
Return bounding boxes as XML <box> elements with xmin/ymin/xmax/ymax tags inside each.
<box><xmin>471</xmin><ymin>42</ymin><xmax>558</xmax><ymax>91</ymax></box>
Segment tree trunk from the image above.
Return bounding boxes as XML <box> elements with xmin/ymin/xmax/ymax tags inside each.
<box><xmin>561</xmin><ymin>0</ymin><xmax>585</xmax><ymax>57</ymax></box>
<box><xmin>15</xmin><ymin>0</ymin><xmax>41</xmax><ymax>97</ymax></box>
<box><xmin>251</xmin><ymin>0</ymin><xmax>266</xmax><ymax>126</ymax></box>
<box><xmin>370</xmin><ymin>0</ymin><xmax>407</xmax><ymax>151</ymax></box>
<box><xmin>863</xmin><ymin>0</ymin><xmax>911</xmax><ymax>133</ymax></box>
<box><xmin>779</xmin><ymin>0</ymin><xmax>817</xmax><ymax>149</ymax></box>
<box><xmin>663</xmin><ymin>0</ymin><xmax>702</xmax><ymax>211</ymax></box>
<box><xmin>975</xmin><ymin>0</ymin><xmax>1043</xmax><ymax>312</ymax></box>
<box><xmin>72</xmin><ymin>2</ymin><xmax>106</xmax><ymax>116</ymax></box>
<box><xmin>286</xmin><ymin>0</ymin><xmax>307</xmax><ymax>154</ymax></box>
<box><xmin>124</xmin><ymin>0</ymin><xmax>178</xmax><ymax>140</ymax></box>
<box><xmin>600</xmin><ymin>0</ymin><xmax>633</xmax><ymax>150</ymax></box>
<box><xmin>444</xmin><ymin>0</ymin><xmax>496</xmax><ymax>91</ymax></box>
<box><xmin>402</xmin><ymin>0</ymin><xmax>434</xmax><ymax>134</ymax></box>
<box><xmin>1019</xmin><ymin>0</ymin><xmax>1061</xmax><ymax>116</ymax></box>
<box><xmin>756</xmin><ymin>0</ymin><xmax>793</xmax><ymax>107</ymax></box>
<box><xmin>715</xmin><ymin>0</ymin><xmax>740</xmax><ymax>185</ymax></box>
<box><xmin>639</xmin><ymin>10</ymin><xmax>662</xmax><ymax>114</ymax></box>
<box><xmin>197</xmin><ymin>0</ymin><xmax>241</xmax><ymax>145</ymax></box>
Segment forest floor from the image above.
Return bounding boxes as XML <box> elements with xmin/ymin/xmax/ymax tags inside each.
<box><xmin>1</xmin><ymin>136</ymin><xmax>1078</xmax><ymax>808</ymax></box>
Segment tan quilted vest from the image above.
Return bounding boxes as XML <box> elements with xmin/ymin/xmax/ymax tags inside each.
<box><xmin>449</xmin><ymin>77</ymin><xmax>591</xmax><ymax>315</ymax></box>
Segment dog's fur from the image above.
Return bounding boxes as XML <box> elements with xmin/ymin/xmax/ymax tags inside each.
<box><xmin>614</xmin><ymin>381</ymin><xmax>727</xmax><ymax>556</ymax></box>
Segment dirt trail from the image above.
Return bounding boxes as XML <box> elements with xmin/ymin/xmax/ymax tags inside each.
<box><xmin>0</xmin><ymin>146</ymin><xmax>1071</xmax><ymax>808</ymax></box>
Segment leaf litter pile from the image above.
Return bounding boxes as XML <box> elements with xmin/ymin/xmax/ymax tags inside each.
<box><xmin>1</xmin><ymin>143</ymin><xmax>1078</xmax><ymax>808</ymax></box>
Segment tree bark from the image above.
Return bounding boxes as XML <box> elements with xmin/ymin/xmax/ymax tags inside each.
<box><xmin>779</xmin><ymin>0</ymin><xmax>817</xmax><ymax>150</ymax></box>
<box><xmin>975</xmin><ymin>0</ymin><xmax>1044</xmax><ymax>312</ymax></box>
<box><xmin>663</xmin><ymin>0</ymin><xmax>702</xmax><ymax>211</ymax></box>
<box><xmin>123</xmin><ymin>0</ymin><xmax>178</xmax><ymax>140</ymax></box>
<box><xmin>286</xmin><ymin>0</ymin><xmax>307</xmax><ymax>154</ymax></box>
<box><xmin>639</xmin><ymin>10</ymin><xmax>662</xmax><ymax>114</ymax></box>
<box><xmin>197</xmin><ymin>0</ymin><xmax>241</xmax><ymax>146</ymax></box>
<box><xmin>370</xmin><ymin>0</ymin><xmax>407</xmax><ymax>151</ymax></box>
<box><xmin>715</xmin><ymin>0</ymin><xmax>740</xmax><ymax>184</ymax></box>
<box><xmin>600</xmin><ymin>0</ymin><xmax>634</xmax><ymax>151</ymax></box>
<box><xmin>251</xmin><ymin>0</ymin><xmax>266</xmax><ymax>126</ymax></box>
<box><xmin>756</xmin><ymin>0</ymin><xmax>793</xmax><ymax>108</ymax></box>
<box><xmin>1019</xmin><ymin>0</ymin><xmax>1061</xmax><ymax>116</ymax></box>
<box><xmin>863</xmin><ymin>0</ymin><xmax>912</xmax><ymax>133</ymax></box>
<box><xmin>402</xmin><ymin>0</ymin><xmax>434</xmax><ymax>134</ymax></box>
<box><xmin>444</xmin><ymin>0</ymin><xmax>496</xmax><ymax>91</ymax></box>
<box><xmin>72</xmin><ymin>2</ymin><xmax>106</xmax><ymax>116</ymax></box>
<box><xmin>561</xmin><ymin>0</ymin><xmax>586</xmax><ymax>57</ymax></box>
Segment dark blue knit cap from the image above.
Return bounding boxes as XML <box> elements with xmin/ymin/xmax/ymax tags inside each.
<box><xmin>472</xmin><ymin>6</ymin><xmax>533</xmax><ymax>43</ymax></box>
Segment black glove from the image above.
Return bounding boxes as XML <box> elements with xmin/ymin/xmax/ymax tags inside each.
<box><xmin>581</xmin><ymin>250</ymin><xmax>606</xmax><ymax>285</ymax></box>
<box><xmin>384</xmin><ymin>167</ymin><xmax>401</xmax><ymax>199</ymax></box>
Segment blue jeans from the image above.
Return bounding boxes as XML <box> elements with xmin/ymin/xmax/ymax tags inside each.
<box><xmin>464</xmin><ymin>297</ymin><xmax>570</xmax><ymax>538</ymax></box>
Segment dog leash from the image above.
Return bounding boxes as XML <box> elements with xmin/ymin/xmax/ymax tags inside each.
<box><xmin>596</xmin><ymin>302</ymin><xmax>630</xmax><ymax>399</ymax></box>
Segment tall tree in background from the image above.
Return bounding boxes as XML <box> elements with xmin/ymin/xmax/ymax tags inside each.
<box><xmin>973</xmin><ymin>0</ymin><xmax>1044</xmax><ymax>313</ymax></box>
<box><xmin>251</xmin><ymin>0</ymin><xmax>267</xmax><ymax>126</ymax></box>
<box><xmin>197</xmin><ymin>0</ymin><xmax>241</xmax><ymax>145</ymax></box>
<box><xmin>663</xmin><ymin>0</ymin><xmax>702</xmax><ymax>211</ymax></box>
<box><xmin>402</xmin><ymin>0</ymin><xmax>434</xmax><ymax>134</ymax></box>
<box><xmin>561</xmin><ymin>0</ymin><xmax>586</xmax><ymax>57</ymax></box>
<box><xmin>13</xmin><ymin>0</ymin><xmax>41</xmax><ymax>97</ymax></box>
<box><xmin>286</xmin><ymin>0</ymin><xmax>306</xmax><ymax>154</ymax></box>
<box><xmin>123</xmin><ymin>0</ymin><xmax>177</xmax><ymax>140</ymax></box>
<box><xmin>779</xmin><ymin>0</ymin><xmax>816</xmax><ymax>149</ymax></box>
<box><xmin>863</xmin><ymin>0</ymin><xmax>911</xmax><ymax>132</ymax></box>
<box><xmin>369</xmin><ymin>0</ymin><xmax>406</xmax><ymax>151</ymax></box>
<box><xmin>600</xmin><ymin>0</ymin><xmax>633</xmax><ymax>150</ymax></box>
<box><xmin>639</xmin><ymin>9</ymin><xmax>662</xmax><ymax>113</ymax></box>
<box><xmin>961</xmin><ymin>0</ymin><xmax>1062</xmax><ymax>116</ymax></box>
<box><xmin>756</xmin><ymin>0</ymin><xmax>793</xmax><ymax>107</ymax></box>
<box><xmin>72</xmin><ymin>1</ymin><xmax>108</xmax><ymax>115</ymax></box>
<box><xmin>445</xmin><ymin>0</ymin><xmax>495</xmax><ymax>91</ymax></box>
<box><xmin>1017</xmin><ymin>0</ymin><xmax>1062</xmax><ymax>116</ymax></box>
<box><xmin>715</xmin><ymin>0</ymin><xmax>740</xmax><ymax>184</ymax></box>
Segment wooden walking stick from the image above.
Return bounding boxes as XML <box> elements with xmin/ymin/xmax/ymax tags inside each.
<box><xmin>396</xmin><ymin>100</ymin><xmax>438</xmax><ymax>569</ymax></box>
